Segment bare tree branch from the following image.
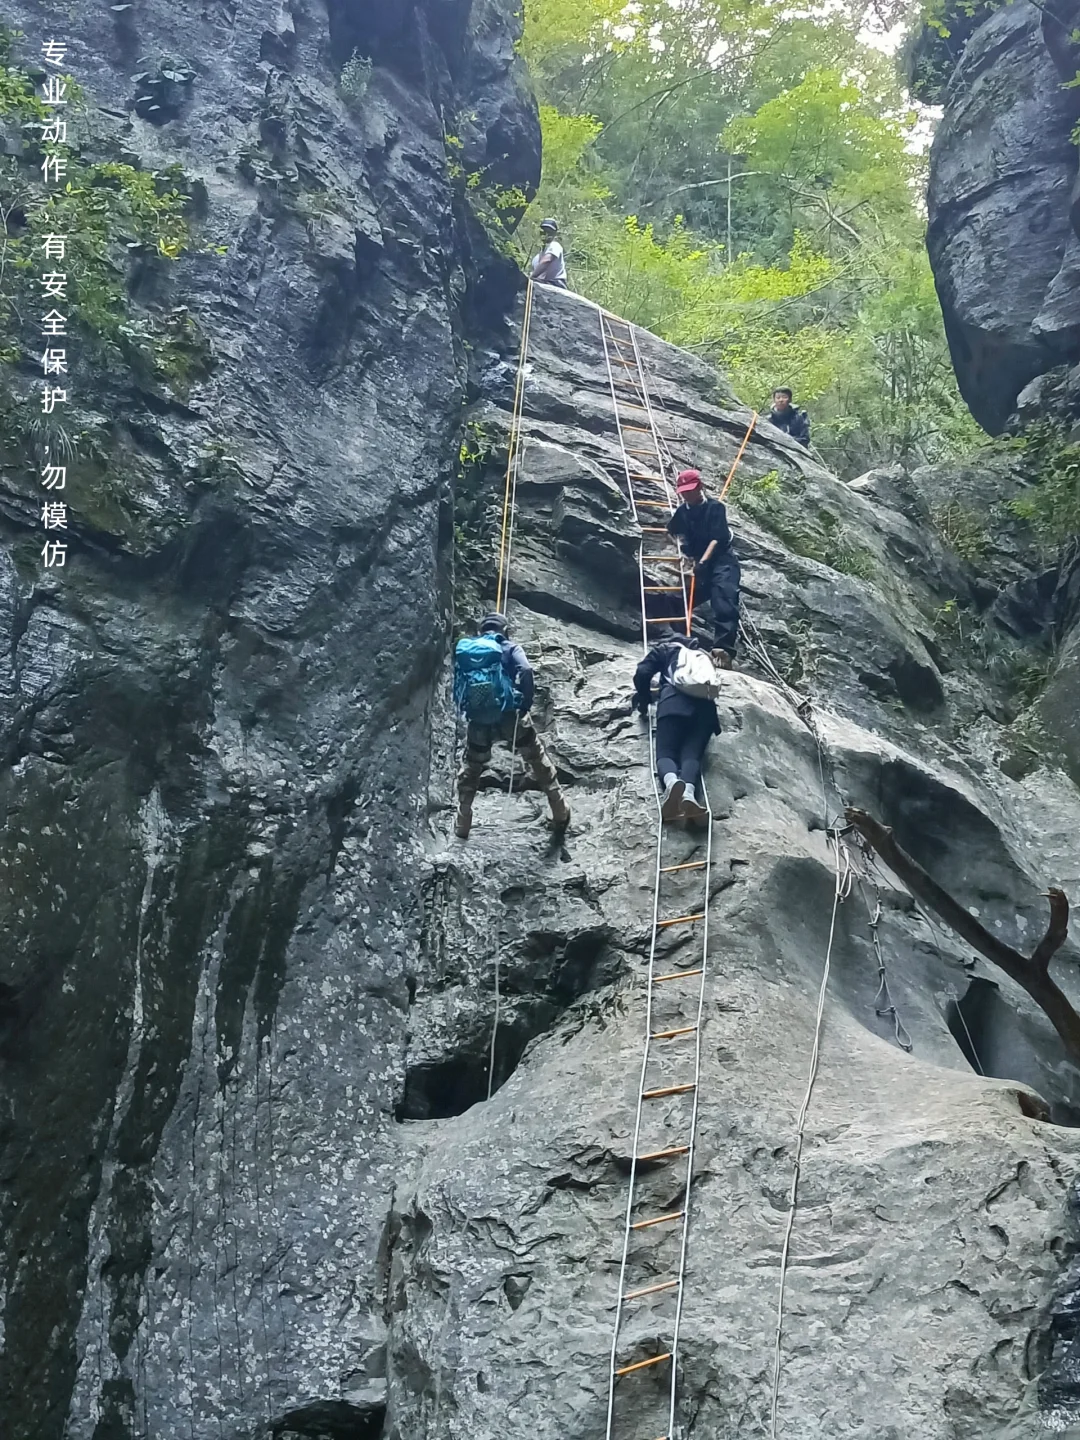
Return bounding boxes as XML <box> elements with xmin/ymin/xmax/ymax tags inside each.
<box><xmin>846</xmin><ymin>807</ymin><xmax>1080</xmax><ymax>1066</ymax></box>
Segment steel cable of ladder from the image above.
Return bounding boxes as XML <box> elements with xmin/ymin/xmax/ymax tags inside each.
<box><xmin>599</xmin><ymin>308</ymin><xmax>713</xmax><ymax>1440</ymax></box>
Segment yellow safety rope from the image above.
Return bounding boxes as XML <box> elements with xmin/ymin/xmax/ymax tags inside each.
<box><xmin>495</xmin><ymin>280</ymin><xmax>536</xmax><ymax>613</ymax></box>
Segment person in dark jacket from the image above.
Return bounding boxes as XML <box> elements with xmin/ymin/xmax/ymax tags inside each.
<box><xmin>633</xmin><ymin>630</ymin><xmax>720</xmax><ymax>824</ymax></box>
<box><xmin>667</xmin><ymin>468</ymin><xmax>740</xmax><ymax>668</ymax></box>
<box><xmin>767</xmin><ymin>387</ymin><xmax>810</xmax><ymax>446</ymax></box>
<box><xmin>455</xmin><ymin>612</ymin><xmax>570</xmax><ymax>840</ymax></box>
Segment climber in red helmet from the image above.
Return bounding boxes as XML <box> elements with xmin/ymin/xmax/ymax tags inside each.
<box><xmin>667</xmin><ymin>469</ymin><xmax>740</xmax><ymax>669</ymax></box>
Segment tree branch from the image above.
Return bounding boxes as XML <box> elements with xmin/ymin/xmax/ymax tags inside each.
<box><xmin>845</xmin><ymin>807</ymin><xmax>1080</xmax><ymax>1066</ymax></box>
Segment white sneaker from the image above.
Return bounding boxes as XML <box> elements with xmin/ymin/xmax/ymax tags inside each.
<box><xmin>660</xmin><ymin>775</ymin><xmax>684</xmax><ymax>821</ymax></box>
<box><xmin>681</xmin><ymin>785</ymin><xmax>709</xmax><ymax>824</ymax></box>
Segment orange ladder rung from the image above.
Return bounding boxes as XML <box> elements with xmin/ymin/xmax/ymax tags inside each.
<box><xmin>657</xmin><ymin>912</ymin><xmax>706</xmax><ymax>927</ymax></box>
<box><xmin>636</xmin><ymin>1144</ymin><xmax>690</xmax><ymax>1162</ymax></box>
<box><xmin>651</xmin><ymin>1025</ymin><xmax>697</xmax><ymax>1040</ymax></box>
<box><xmin>648</xmin><ymin>556</ymin><xmax>687</xmax><ymax>564</ymax></box>
<box><xmin>630</xmin><ymin>1210</ymin><xmax>685</xmax><ymax>1231</ymax></box>
<box><xmin>621</xmin><ymin>424</ymin><xmax>655</xmax><ymax>433</ymax></box>
<box><xmin>647</xmin><ymin>615</ymin><xmax>690</xmax><ymax>624</ymax></box>
<box><xmin>643</xmin><ymin>1082</ymin><xmax>696</xmax><ymax>1100</ymax></box>
<box><xmin>653</xmin><ymin>967</ymin><xmax>703</xmax><ymax>983</ymax></box>
<box><xmin>623</xmin><ymin>1277</ymin><xmax>681</xmax><ymax>1301</ymax></box>
<box><xmin>635</xmin><ymin>500</ymin><xmax>671</xmax><ymax>508</ymax></box>
<box><xmin>643</xmin><ymin>585</ymin><xmax>683</xmax><ymax>592</ymax></box>
<box><xmin>661</xmin><ymin>860</ymin><xmax>707</xmax><ymax>873</ymax></box>
<box><xmin>615</xmin><ymin>1352</ymin><xmax>673</xmax><ymax>1377</ymax></box>
<box><xmin>640</xmin><ymin>526</ymin><xmax>669</xmax><ymax>532</ymax></box>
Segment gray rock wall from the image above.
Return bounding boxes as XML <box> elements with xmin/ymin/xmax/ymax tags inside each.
<box><xmin>926</xmin><ymin>0</ymin><xmax>1080</xmax><ymax>432</ymax></box>
<box><xmin>394</xmin><ymin>288</ymin><xmax>1080</xmax><ymax>1440</ymax></box>
<box><xmin>0</xmin><ymin>0</ymin><xmax>537</xmax><ymax>1437</ymax></box>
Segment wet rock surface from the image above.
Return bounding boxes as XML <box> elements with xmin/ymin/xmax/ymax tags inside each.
<box><xmin>0</xmin><ymin>0</ymin><xmax>536</xmax><ymax>1436</ymax></box>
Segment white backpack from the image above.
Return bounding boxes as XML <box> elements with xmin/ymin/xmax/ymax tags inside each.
<box><xmin>670</xmin><ymin>645</ymin><xmax>720</xmax><ymax>699</ymax></box>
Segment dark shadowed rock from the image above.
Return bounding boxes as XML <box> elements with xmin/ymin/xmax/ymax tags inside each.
<box><xmin>927</xmin><ymin>0</ymin><xmax>1080</xmax><ymax>432</ymax></box>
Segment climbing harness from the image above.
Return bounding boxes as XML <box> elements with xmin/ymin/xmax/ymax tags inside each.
<box><xmin>599</xmin><ymin>309</ymin><xmax>714</xmax><ymax>1440</ymax></box>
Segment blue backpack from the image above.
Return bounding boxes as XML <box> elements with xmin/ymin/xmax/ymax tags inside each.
<box><xmin>453</xmin><ymin>635</ymin><xmax>519</xmax><ymax>723</ymax></box>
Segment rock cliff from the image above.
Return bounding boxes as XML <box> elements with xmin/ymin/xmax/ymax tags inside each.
<box><xmin>0</xmin><ymin>0</ymin><xmax>537</xmax><ymax>1436</ymax></box>
<box><xmin>3</xmin><ymin>3</ymin><xmax>1080</xmax><ymax>1440</ymax></box>
<box><xmin>923</xmin><ymin>0</ymin><xmax>1080</xmax><ymax>432</ymax></box>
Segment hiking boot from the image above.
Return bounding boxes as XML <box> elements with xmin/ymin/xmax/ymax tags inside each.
<box><xmin>454</xmin><ymin>804</ymin><xmax>472</xmax><ymax>839</ymax></box>
<box><xmin>660</xmin><ymin>775</ymin><xmax>685</xmax><ymax>822</ymax></box>
<box><xmin>711</xmin><ymin>648</ymin><xmax>733</xmax><ymax>670</ymax></box>
<box><xmin>547</xmin><ymin>789</ymin><xmax>571</xmax><ymax>829</ymax></box>
<box><xmin>681</xmin><ymin>785</ymin><xmax>709</xmax><ymax>824</ymax></box>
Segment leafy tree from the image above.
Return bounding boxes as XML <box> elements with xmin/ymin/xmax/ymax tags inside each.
<box><xmin>516</xmin><ymin>0</ymin><xmax>983</xmax><ymax>472</ymax></box>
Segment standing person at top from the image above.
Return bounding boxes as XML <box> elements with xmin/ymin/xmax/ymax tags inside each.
<box><xmin>767</xmin><ymin>387</ymin><xmax>810</xmax><ymax>446</ymax></box>
<box><xmin>667</xmin><ymin>469</ymin><xmax>740</xmax><ymax>669</ymax></box>
<box><xmin>632</xmin><ymin>629</ymin><xmax>721</xmax><ymax>825</ymax></box>
<box><xmin>452</xmin><ymin>612</ymin><xmax>570</xmax><ymax>840</ymax></box>
<box><xmin>530</xmin><ymin>219</ymin><xmax>568</xmax><ymax>290</ymax></box>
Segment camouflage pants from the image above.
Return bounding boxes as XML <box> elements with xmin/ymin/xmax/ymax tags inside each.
<box><xmin>456</xmin><ymin>712</ymin><xmax>560</xmax><ymax>807</ymax></box>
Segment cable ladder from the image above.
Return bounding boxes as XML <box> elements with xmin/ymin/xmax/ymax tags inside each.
<box><xmin>599</xmin><ymin>310</ymin><xmax>714</xmax><ymax>1440</ymax></box>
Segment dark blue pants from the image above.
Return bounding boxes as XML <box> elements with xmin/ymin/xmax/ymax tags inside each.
<box><xmin>706</xmin><ymin>551</ymin><xmax>741</xmax><ymax>653</ymax></box>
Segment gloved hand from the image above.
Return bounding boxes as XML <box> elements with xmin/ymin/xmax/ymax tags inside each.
<box><xmin>631</xmin><ymin>691</ymin><xmax>650</xmax><ymax>716</ymax></box>
<box><xmin>693</xmin><ymin>559</ymin><xmax>711</xmax><ymax>583</ymax></box>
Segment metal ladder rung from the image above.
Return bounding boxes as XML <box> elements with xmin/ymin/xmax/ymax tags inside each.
<box><xmin>623</xmin><ymin>1277</ymin><xmax>681</xmax><ymax>1301</ymax></box>
<box><xmin>656</xmin><ymin>912</ymin><xmax>706</xmax><ymax>928</ymax></box>
<box><xmin>642</xmin><ymin>1082</ymin><xmax>696</xmax><ymax>1100</ymax></box>
<box><xmin>661</xmin><ymin>860</ymin><xmax>707</xmax><ymax>873</ymax></box>
<box><xmin>640</xmin><ymin>526</ymin><xmax>669</xmax><ymax>532</ymax></box>
<box><xmin>653</xmin><ymin>967</ymin><xmax>703</xmax><ymax>984</ymax></box>
<box><xmin>615</xmin><ymin>1352</ymin><xmax>673</xmax><ymax>1377</ymax></box>
<box><xmin>636</xmin><ymin>1144</ymin><xmax>690</xmax><ymax>1162</ymax></box>
<box><xmin>630</xmin><ymin>1210</ymin><xmax>685</xmax><ymax>1231</ymax></box>
<box><xmin>651</xmin><ymin>1025</ymin><xmax>697</xmax><ymax>1041</ymax></box>
<box><xmin>647</xmin><ymin>615</ymin><xmax>690</xmax><ymax>624</ymax></box>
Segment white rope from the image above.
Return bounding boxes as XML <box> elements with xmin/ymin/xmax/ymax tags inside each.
<box><xmin>769</xmin><ymin>834</ymin><xmax>853</xmax><ymax>1439</ymax></box>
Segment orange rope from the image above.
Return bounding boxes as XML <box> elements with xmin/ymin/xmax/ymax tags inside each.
<box><xmin>685</xmin><ymin>572</ymin><xmax>696</xmax><ymax>637</ymax></box>
<box><xmin>718</xmin><ymin>411</ymin><xmax>758</xmax><ymax>502</ymax></box>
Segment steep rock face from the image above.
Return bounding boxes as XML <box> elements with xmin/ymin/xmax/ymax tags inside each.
<box><xmin>391</xmin><ymin>289</ymin><xmax>1080</xmax><ymax>1439</ymax></box>
<box><xmin>926</xmin><ymin>0</ymin><xmax>1080</xmax><ymax>433</ymax></box>
<box><xmin>0</xmin><ymin>2</ymin><xmax>536</xmax><ymax>1438</ymax></box>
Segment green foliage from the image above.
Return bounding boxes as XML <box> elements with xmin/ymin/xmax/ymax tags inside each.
<box><xmin>729</xmin><ymin>465</ymin><xmax>874</xmax><ymax>577</ymax></box>
<box><xmin>340</xmin><ymin>49</ymin><xmax>372</xmax><ymax>108</ymax></box>
<box><xmin>0</xmin><ymin>32</ymin><xmax>204</xmax><ymax>391</ymax></box>
<box><xmin>1007</xmin><ymin>424</ymin><xmax>1080</xmax><ymax>545</ymax></box>
<box><xmin>931</xmin><ymin>500</ymin><xmax>990</xmax><ymax>563</ymax></box>
<box><xmin>519</xmin><ymin>0</ymin><xmax>982</xmax><ymax>474</ymax></box>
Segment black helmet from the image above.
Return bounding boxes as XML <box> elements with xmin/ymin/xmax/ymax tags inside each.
<box><xmin>540</xmin><ymin>218</ymin><xmax>559</xmax><ymax>233</ymax></box>
<box><xmin>480</xmin><ymin>612</ymin><xmax>510</xmax><ymax>634</ymax></box>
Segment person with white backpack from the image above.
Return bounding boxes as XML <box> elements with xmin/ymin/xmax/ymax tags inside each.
<box><xmin>631</xmin><ymin>629</ymin><xmax>722</xmax><ymax>825</ymax></box>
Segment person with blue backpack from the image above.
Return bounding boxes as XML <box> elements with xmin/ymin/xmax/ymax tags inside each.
<box><xmin>632</xmin><ymin>628</ymin><xmax>721</xmax><ymax>825</ymax></box>
<box><xmin>453</xmin><ymin>612</ymin><xmax>570</xmax><ymax>840</ymax></box>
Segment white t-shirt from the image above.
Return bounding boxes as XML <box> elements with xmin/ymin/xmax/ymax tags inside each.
<box><xmin>532</xmin><ymin>239</ymin><xmax>567</xmax><ymax>286</ymax></box>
